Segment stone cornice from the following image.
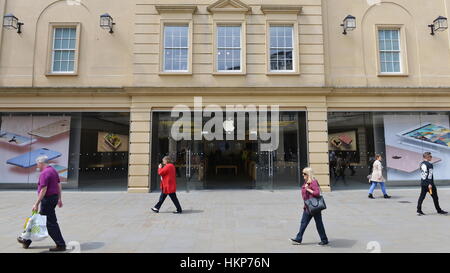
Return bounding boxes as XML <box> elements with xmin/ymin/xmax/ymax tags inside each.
<box><xmin>2</xmin><ymin>87</ymin><xmax>450</xmax><ymax>97</ymax></box>
<box><xmin>0</xmin><ymin>87</ymin><xmax>127</xmax><ymax>96</ymax></box>
<box><xmin>155</xmin><ymin>5</ymin><xmax>198</xmax><ymax>14</ymax></box>
<box><xmin>260</xmin><ymin>5</ymin><xmax>302</xmax><ymax>15</ymax></box>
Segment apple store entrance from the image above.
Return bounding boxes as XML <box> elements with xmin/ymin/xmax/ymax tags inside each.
<box><xmin>151</xmin><ymin>111</ymin><xmax>308</xmax><ymax>191</ymax></box>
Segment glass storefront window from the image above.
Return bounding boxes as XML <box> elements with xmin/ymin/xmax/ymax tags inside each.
<box><xmin>328</xmin><ymin>112</ymin><xmax>450</xmax><ymax>189</ymax></box>
<box><xmin>0</xmin><ymin>112</ymin><xmax>130</xmax><ymax>191</ymax></box>
<box><xmin>151</xmin><ymin>111</ymin><xmax>308</xmax><ymax>191</ymax></box>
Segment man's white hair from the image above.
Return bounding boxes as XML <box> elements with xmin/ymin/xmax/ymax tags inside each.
<box><xmin>36</xmin><ymin>155</ymin><xmax>49</xmax><ymax>164</ymax></box>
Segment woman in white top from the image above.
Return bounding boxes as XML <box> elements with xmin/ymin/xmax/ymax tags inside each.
<box><xmin>368</xmin><ymin>154</ymin><xmax>391</xmax><ymax>199</ymax></box>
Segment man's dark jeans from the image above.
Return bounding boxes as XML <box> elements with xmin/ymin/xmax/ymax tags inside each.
<box><xmin>417</xmin><ymin>184</ymin><xmax>442</xmax><ymax>212</ymax></box>
<box><xmin>154</xmin><ymin>192</ymin><xmax>182</xmax><ymax>212</ymax></box>
<box><xmin>295</xmin><ymin>210</ymin><xmax>328</xmax><ymax>243</ymax></box>
<box><xmin>40</xmin><ymin>194</ymin><xmax>66</xmax><ymax>247</ymax></box>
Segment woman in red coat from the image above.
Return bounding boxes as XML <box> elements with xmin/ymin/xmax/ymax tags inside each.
<box><xmin>151</xmin><ymin>156</ymin><xmax>182</xmax><ymax>214</ymax></box>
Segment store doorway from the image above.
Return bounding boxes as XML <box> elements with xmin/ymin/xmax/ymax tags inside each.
<box><xmin>151</xmin><ymin>111</ymin><xmax>307</xmax><ymax>191</ymax></box>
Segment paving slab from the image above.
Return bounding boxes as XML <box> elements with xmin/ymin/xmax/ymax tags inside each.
<box><xmin>0</xmin><ymin>188</ymin><xmax>449</xmax><ymax>253</ymax></box>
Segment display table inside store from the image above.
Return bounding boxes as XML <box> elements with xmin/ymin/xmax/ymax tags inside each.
<box><xmin>215</xmin><ymin>165</ymin><xmax>238</xmax><ymax>176</ymax></box>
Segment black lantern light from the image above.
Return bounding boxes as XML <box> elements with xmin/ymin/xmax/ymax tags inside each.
<box><xmin>428</xmin><ymin>16</ymin><xmax>448</xmax><ymax>35</ymax></box>
<box><xmin>100</xmin><ymin>13</ymin><xmax>115</xmax><ymax>33</ymax></box>
<box><xmin>341</xmin><ymin>15</ymin><xmax>356</xmax><ymax>35</ymax></box>
<box><xmin>3</xmin><ymin>13</ymin><xmax>24</xmax><ymax>33</ymax></box>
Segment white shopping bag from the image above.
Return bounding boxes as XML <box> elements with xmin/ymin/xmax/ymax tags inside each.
<box><xmin>21</xmin><ymin>213</ymin><xmax>49</xmax><ymax>241</ymax></box>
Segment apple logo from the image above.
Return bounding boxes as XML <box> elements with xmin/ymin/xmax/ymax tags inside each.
<box><xmin>223</xmin><ymin>119</ymin><xmax>235</xmax><ymax>133</ymax></box>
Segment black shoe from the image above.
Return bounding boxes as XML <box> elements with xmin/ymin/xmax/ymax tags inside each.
<box><xmin>49</xmin><ymin>245</ymin><xmax>66</xmax><ymax>252</ymax></box>
<box><xmin>318</xmin><ymin>241</ymin><xmax>329</xmax><ymax>246</ymax></box>
<box><xmin>17</xmin><ymin>237</ymin><xmax>31</xmax><ymax>249</ymax></box>
<box><xmin>151</xmin><ymin>207</ymin><xmax>159</xmax><ymax>213</ymax></box>
<box><xmin>438</xmin><ymin>210</ymin><xmax>448</xmax><ymax>215</ymax></box>
<box><xmin>290</xmin><ymin>238</ymin><xmax>301</xmax><ymax>245</ymax></box>
<box><xmin>384</xmin><ymin>194</ymin><xmax>391</xmax><ymax>199</ymax></box>
<box><xmin>173</xmin><ymin>211</ymin><xmax>182</xmax><ymax>214</ymax></box>
<box><xmin>417</xmin><ymin>211</ymin><xmax>426</xmax><ymax>216</ymax></box>
<box><xmin>368</xmin><ymin>194</ymin><xmax>374</xmax><ymax>199</ymax></box>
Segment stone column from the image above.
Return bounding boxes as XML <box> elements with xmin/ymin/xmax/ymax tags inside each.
<box><xmin>307</xmin><ymin>107</ymin><xmax>330</xmax><ymax>192</ymax></box>
<box><xmin>128</xmin><ymin>110</ymin><xmax>151</xmax><ymax>193</ymax></box>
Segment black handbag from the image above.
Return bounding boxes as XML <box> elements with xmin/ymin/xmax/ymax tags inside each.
<box><xmin>304</xmin><ymin>183</ymin><xmax>327</xmax><ymax>215</ymax></box>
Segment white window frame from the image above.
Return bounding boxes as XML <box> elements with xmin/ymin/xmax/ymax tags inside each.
<box><xmin>376</xmin><ymin>25</ymin><xmax>409</xmax><ymax>76</ymax></box>
<box><xmin>267</xmin><ymin>24</ymin><xmax>297</xmax><ymax>73</ymax></box>
<box><xmin>213</xmin><ymin>21</ymin><xmax>246</xmax><ymax>75</ymax></box>
<box><xmin>160</xmin><ymin>21</ymin><xmax>192</xmax><ymax>74</ymax></box>
<box><xmin>46</xmin><ymin>23</ymin><xmax>81</xmax><ymax>76</ymax></box>
<box><xmin>216</xmin><ymin>24</ymin><xmax>243</xmax><ymax>73</ymax></box>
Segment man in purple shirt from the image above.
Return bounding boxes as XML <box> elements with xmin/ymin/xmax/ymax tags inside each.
<box><xmin>17</xmin><ymin>155</ymin><xmax>66</xmax><ymax>251</ymax></box>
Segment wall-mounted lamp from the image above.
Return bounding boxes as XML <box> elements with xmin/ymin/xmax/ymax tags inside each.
<box><xmin>3</xmin><ymin>13</ymin><xmax>24</xmax><ymax>34</ymax></box>
<box><xmin>341</xmin><ymin>15</ymin><xmax>356</xmax><ymax>35</ymax></box>
<box><xmin>100</xmin><ymin>13</ymin><xmax>115</xmax><ymax>33</ymax></box>
<box><xmin>428</xmin><ymin>16</ymin><xmax>448</xmax><ymax>35</ymax></box>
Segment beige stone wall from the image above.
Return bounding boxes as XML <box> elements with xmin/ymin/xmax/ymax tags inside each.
<box><xmin>323</xmin><ymin>0</ymin><xmax>450</xmax><ymax>87</ymax></box>
<box><xmin>133</xmin><ymin>0</ymin><xmax>325</xmax><ymax>87</ymax></box>
<box><xmin>125</xmin><ymin>89</ymin><xmax>331</xmax><ymax>191</ymax></box>
<box><xmin>0</xmin><ymin>0</ymin><xmax>134</xmax><ymax>87</ymax></box>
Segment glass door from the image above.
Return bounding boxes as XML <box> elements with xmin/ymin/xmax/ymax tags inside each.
<box><xmin>256</xmin><ymin>144</ymin><xmax>274</xmax><ymax>191</ymax></box>
<box><xmin>151</xmin><ymin>112</ymin><xmax>206</xmax><ymax>192</ymax></box>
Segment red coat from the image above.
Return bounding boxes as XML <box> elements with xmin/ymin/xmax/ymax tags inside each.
<box><xmin>158</xmin><ymin>163</ymin><xmax>177</xmax><ymax>194</ymax></box>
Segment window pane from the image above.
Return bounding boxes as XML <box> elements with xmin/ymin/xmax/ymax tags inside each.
<box><xmin>63</xmin><ymin>28</ymin><xmax>70</xmax><ymax>39</ymax></box>
<box><xmin>218</xmin><ymin>61</ymin><xmax>226</xmax><ymax>71</ymax></box>
<box><xmin>53</xmin><ymin>60</ymin><xmax>60</xmax><ymax>72</ymax></box>
<box><xmin>68</xmin><ymin>61</ymin><xmax>75</xmax><ymax>72</ymax></box>
<box><xmin>392</xmin><ymin>39</ymin><xmax>399</xmax><ymax>50</ymax></box>
<box><xmin>385</xmin><ymin>40</ymin><xmax>392</xmax><ymax>50</ymax></box>
<box><xmin>60</xmin><ymin>61</ymin><xmax>68</xmax><ymax>72</ymax></box>
<box><xmin>393</xmin><ymin>53</ymin><xmax>400</xmax><ymax>62</ymax></box>
<box><xmin>393</xmin><ymin>62</ymin><xmax>400</xmax><ymax>72</ymax></box>
<box><xmin>379</xmin><ymin>39</ymin><xmax>385</xmax><ymax>51</ymax></box>
<box><xmin>392</xmin><ymin>30</ymin><xmax>399</xmax><ymax>39</ymax></box>
<box><xmin>269</xmin><ymin>25</ymin><xmax>294</xmax><ymax>71</ymax></box>
<box><xmin>54</xmin><ymin>38</ymin><xmax>62</xmax><ymax>49</ymax></box>
<box><xmin>55</xmin><ymin>28</ymin><xmax>63</xmax><ymax>39</ymax></box>
<box><xmin>54</xmin><ymin>51</ymin><xmax>62</xmax><ymax>61</ymax></box>
<box><xmin>385</xmin><ymin>30</ymin><xmax>392</xmax><ymax>40</ymax></box>
<box><xmin>381</xmin><ymin>62</ymin><xmax>386</xmax><ymax>73</ymax></box>
<box><xmin>285</xmin><ymin>60</ymin><xmax>293</xmax><ymax>70</ymax></box>
<box><xmin>69</xmin><ymin>28</ymin><xmax>76</xmax><ymax>39</ymax></box>
<box><xmin>163</xmin><ymin>25</ymin><xmax>189</xmax><ymax>71</ymax></box>
<box><xmin>69</xmin><ymin>39</ymin><xmax>76</xmax><ymax>49</ymax></box>
<box><xmin>270</xmin><ymin>61</ymin><xmax>278</xmax><ymax>71</ymax></box>
<box><xmin>285</xmin><ymin>32</ymin><xmax>293</xmax><ymax>48</ymax></box>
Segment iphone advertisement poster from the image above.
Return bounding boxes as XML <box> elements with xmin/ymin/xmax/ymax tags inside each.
<box><xmin>383</xmin><ymin>114</ymin><xmax>450</xmax><ymax>182</ymax></box>
<box><xmin>0</xmin><ymin>116</ymin><xmax>71</xmax><ymax>183</ymax></box>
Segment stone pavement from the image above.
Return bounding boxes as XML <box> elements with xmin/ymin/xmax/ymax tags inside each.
<box><xmin>1</xmin><ymin>187</ymin><xmax>449</xmax><ymax>253</ymax></box>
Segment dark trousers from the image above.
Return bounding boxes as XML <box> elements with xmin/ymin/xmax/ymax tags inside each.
<box><xmin>295</xmin><ymin>210</ymin><xmax>328</xmax><ymax>243</ymax></box>
<box><xmin>154</xmin><ymin>192</ymin><xmax>182</xmax><ymax>212</ymax></box>
<box><xmin>417</xmin><ymin>184</ymin><xmax>442</xmax><ymax>212</ymax></box>
<box><xmin>39</xmin><ymin>194</ymin><xmax>66</xmax><ymax>246</ymax></box>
